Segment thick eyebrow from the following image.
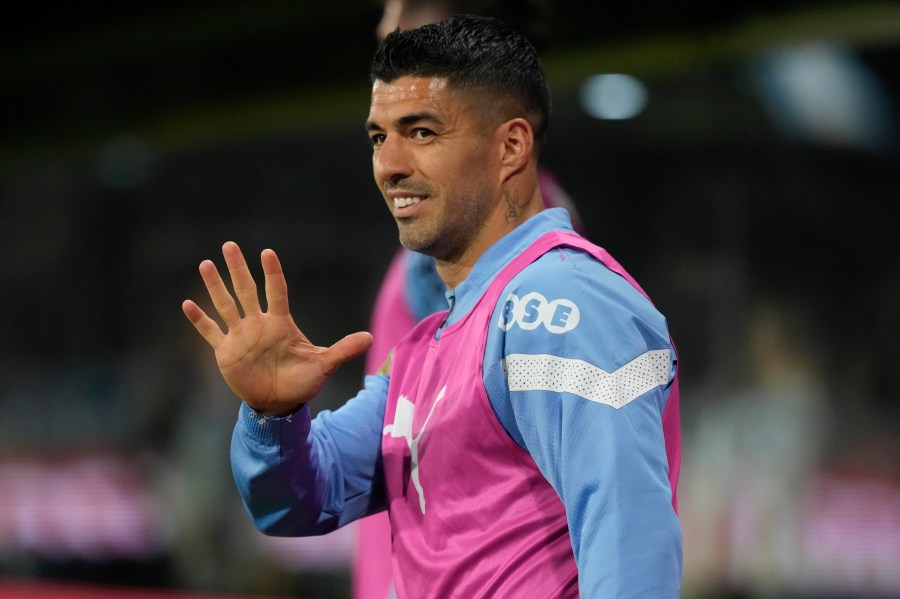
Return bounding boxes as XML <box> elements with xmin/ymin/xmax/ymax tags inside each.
<box><xmin>365</xmin><ymin>111</ymin><xmax>444</xmax><ymax>133</ymax></box>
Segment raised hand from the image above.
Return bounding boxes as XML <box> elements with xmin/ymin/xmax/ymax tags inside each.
<box><xmin>182</xmin><ymin>241</ymin><xmax>373</xmax><ymax>415</ymax></box>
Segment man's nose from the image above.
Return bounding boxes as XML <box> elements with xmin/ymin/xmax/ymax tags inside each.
<box><xmin>374</xmin><ymin>135</ymin><xmax>413</xmax><ymax>184</ymax></box>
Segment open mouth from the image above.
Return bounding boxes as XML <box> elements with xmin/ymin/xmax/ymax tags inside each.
<box><xmin>394</xmin><ymin>196</ymin><xmax>424</xmax><ymax>209</ymax></box>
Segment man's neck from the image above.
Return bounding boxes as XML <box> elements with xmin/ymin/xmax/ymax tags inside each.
<box><xmin>435</xmin><ymin>186</ymin><xmax>545</xmax><ymax>289</ymax></box>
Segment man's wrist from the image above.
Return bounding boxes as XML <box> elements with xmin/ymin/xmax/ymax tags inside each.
<box><xmin>246</xmin><ymin>402</ymin><xmax>305</xmax><ymax>422</ymax></box>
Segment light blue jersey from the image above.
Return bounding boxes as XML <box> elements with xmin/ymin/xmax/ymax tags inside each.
<box><xmin>231</xmin><ymin>208</ymin><xmax>682</xmax><ymax>597</ymax></box>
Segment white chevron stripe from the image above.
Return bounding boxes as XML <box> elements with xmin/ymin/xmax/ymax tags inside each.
<box><xmin>503</xmin><ymin>350</ymin><xmax>671</xmax><ymax>409</ymax></box>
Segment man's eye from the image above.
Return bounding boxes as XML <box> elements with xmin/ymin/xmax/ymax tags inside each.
<box><xmin>370</xmin><ymin>134</ymin><xmax>386</xmax><ymax>146</ymax></box>
<box><xmin>413</xmin><ymin>128</ymin><xmax>434</xmax><ymax>140</ymax></box>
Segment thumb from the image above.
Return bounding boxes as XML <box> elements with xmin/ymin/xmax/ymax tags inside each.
<box><xmin>322</xmin><ymin>331</ymin><xmax>374</xmax><ymax>374</ymax></box>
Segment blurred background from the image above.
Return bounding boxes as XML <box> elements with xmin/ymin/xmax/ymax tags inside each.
<box><xmin>2</xmin><ymin>1</ymin><xmax>899</xmax><ymax>598</ymax></box>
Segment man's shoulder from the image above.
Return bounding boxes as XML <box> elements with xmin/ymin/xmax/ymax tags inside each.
<box><xmin>510</xmin><ymin>243</ymin><xmax>627</xmax><ymax>298</ymax></box>
<box><xmin>495</xmin><ymin>243</ymin><xmax>670</xmax><ymax>350</ymax></box>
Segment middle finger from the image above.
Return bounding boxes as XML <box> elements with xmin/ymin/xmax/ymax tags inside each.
<box><xmin>222</xmin><ymin>241</ymin><xmax>262</xmax><ymax>317</ymax></box>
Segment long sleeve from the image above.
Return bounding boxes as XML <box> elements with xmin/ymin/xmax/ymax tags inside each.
<box><xmin>483</xmin><ymin>246</ymin><xmax>682</xmax><ymax>597</ymax></box>
<box><xmin>230</xmin><ymin>373</ymin><xmax>390</xmax><ymax>536</ymax></box>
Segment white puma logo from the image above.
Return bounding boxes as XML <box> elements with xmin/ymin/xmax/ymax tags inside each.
<box><xmin>383</xmin><ymin>386</ymin><xmax>447</xmax><ymax>514</ymax></box>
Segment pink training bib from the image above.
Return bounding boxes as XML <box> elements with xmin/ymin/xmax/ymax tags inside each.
<box><xmin>381</xmin><ymin>231</ymin><xmax>680</xmax><ymax>598</ymax></box>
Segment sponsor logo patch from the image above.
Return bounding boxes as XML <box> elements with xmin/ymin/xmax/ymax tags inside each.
<box><xmin>497</xmin><ymin>292</ymin><xmax>580</xmax><ymax>333</ymax></box>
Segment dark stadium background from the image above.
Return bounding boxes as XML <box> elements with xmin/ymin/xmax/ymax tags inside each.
<box><xmin>2</xmin><ymin>2</ymin><xmax>899</xmax><ymax>598</ymax></box>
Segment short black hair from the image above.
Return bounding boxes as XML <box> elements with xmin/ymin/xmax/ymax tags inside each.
<box><xmin>370</xmin><ymin>14</ymin><xmax>551</xmax><ymax>145</ymax></box>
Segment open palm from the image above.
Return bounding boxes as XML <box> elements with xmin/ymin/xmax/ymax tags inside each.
<box><xmin>182</xmin><ymin>241</ymin><xmax>372</xmax><ymax>415</ymax></box>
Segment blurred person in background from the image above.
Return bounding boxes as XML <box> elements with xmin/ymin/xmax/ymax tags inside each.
<box><xmin>183</xmin><ymin>15</ymin><xmax>682</xmax><ymax>598</ymax></box>
<box><xmin>681</xmin><ymin>297</ymin><xmax>831</xmax><ymax>597</ymax></box>
<box><xmin>359</xmin><ymin>1</ymin><xmax>583</xmax><ymax>597</ymax></box>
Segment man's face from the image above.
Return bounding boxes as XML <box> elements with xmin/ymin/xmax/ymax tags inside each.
<box><xmin>366</xmin><ymin>75</ymin><xmax>502</xmax><ymax>262</ymax></box>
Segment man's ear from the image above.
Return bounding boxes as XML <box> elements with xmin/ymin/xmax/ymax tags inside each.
<box><xmin>498</xmin><ymin>118</ymin><xmax>534</xmax><ymax>181</ymax></box>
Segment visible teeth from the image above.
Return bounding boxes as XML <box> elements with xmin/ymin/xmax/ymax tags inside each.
<box><xmin>394</xmin><ymin>197</ymin><xmax>423</xmax><ymax>208</ymax></box>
